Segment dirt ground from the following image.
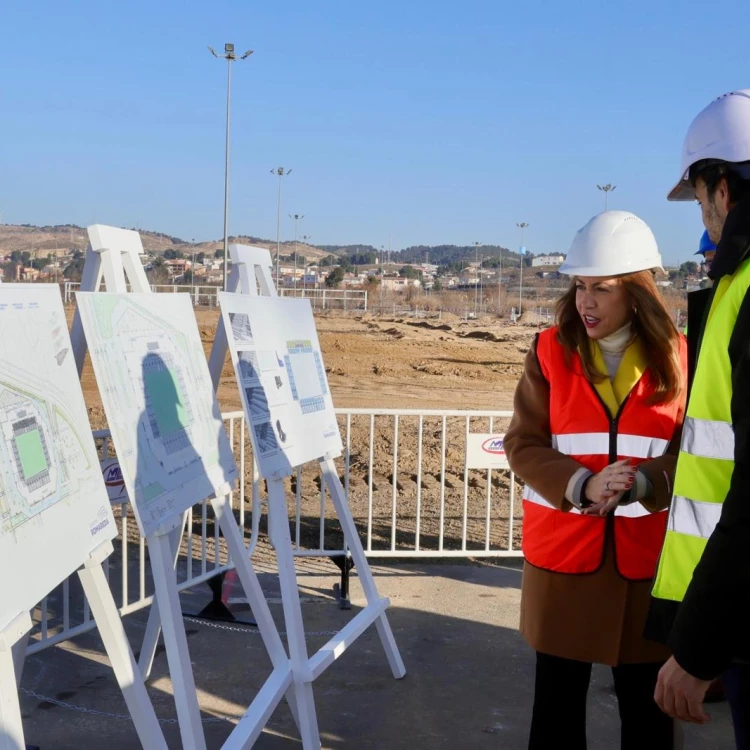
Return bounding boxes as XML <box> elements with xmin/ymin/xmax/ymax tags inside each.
<box><xmin>76</xmin><ymin>307</ymin><xmax>538</xmax><ymax>426</ymax></box>
<box><xmin>73</xmin><ymin>306</ymin><xmax>540</xmax><ymax>555</ymax></box>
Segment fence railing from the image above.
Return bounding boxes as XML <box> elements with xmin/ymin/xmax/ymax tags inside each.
<box><xmin>27</xmin><ymin>407</ymin><xmax>523</xmax><ymax>654</ymax></box>
<box><xmin>62</xmin><ymin>282</ymin><xmax>368</xmax><ymax>311</ymax></box>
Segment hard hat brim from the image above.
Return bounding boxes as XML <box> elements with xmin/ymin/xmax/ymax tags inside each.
<box><xmin>558</xmin><ymin>263</ymin><xmax>665</xmax><ymax>277</ymax></box>
<box><xmin>667</xmin><ymin>176</ymin><xmax>695</xmax><ymax>201</ymax></box>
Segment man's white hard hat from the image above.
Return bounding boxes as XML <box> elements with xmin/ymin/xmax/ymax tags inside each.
<box><xmin>668</xmin><ymin>88</ymin><xmax>750</xmax><ymax>201</ymax></box>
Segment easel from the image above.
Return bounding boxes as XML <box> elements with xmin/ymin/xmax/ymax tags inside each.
<box><xmin>211</xmin><ymin>245</ymin><xmax>406</xmax><ymax>749</ymax></box>
<box><xmin>0</xmin><ymin>265</ymin><xmax>167</xmax><ymax>749</ymax></box>
<box><xmin>73</xmin><ymin>230</ymin><xmax>305</xmax><ymax>749</ymax></box>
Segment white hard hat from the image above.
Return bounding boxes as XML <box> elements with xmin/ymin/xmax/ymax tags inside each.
<box><xmin>668</xmin><ymin>89</ymin><xmax>750</xmax><ymax>201</ymax></box>
<box><xmin>559</xmin><ymin>211</ymin><xmax>664</xmax><ymax>277</ymax></box>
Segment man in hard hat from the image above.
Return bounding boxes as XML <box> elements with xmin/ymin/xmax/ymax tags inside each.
<box><xmin>648</xmin><ymin>89</ymin><xmax>750</xmax><ymax>746</ymax></box>
<box><xmin>697</xmin><ymin>229</ymin><xmax>717</xmax><ymax>282</ymax></box>
<box><xmin>697</xmin><ymin>229</ymin><xmax>717</xmax><ymax>272</ymax></box>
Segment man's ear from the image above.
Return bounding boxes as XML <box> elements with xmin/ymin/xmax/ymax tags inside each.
<box><xmin>715</xmin><ymin>176</ymin><xmax>734</xmax><ymax>215</ymax></box>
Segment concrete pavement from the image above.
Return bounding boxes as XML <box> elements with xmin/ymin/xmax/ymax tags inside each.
<box><xmin>17</xmin><ymin>561</ymin><xmax>735</xmax><ymax>748</ymax></box>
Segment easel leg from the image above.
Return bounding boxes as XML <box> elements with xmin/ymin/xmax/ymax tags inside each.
<box><xmin>77</xmin><ymin>554</ymin><xmax>168</xmax><ymax>750</ymax></box>
<box><xmin>210</xmin><ymin>495</ymin><xmax>301</xmax><ymax>733</ymax></box>
<box><xmin>139</xmin><ymin>514</ymin><xmax>186</xmax><ymax>680</ymax></box>
<box><xmin>0</xmin><ymin>613</ymin><xmax>32</xmax><ymax>750</ymax></box>
<box><xmin>321</xmin><ymin>459</ymin><xmax>406</xmax><ymax>679</ymax></box>
<box><xmin>148</xmin><ymin>532</ymin><xmax>207</xmax><ymax>750</ymax></box>
<box><xmin>11</xmin><ymin>629</ymin><xmax>29</xmax><ymax>688</ymax></box>
<box><xmin>267</xmin><ymin>481</ymin><xmax>321</xmax><ymax>750</ymax></box>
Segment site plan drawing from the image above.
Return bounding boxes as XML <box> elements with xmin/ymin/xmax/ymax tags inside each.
<box><xmin>219</xmin><ymin>293</ymin><xmax>342</xmax><ymax>478</ymax></box>
<box><xmin>77</xmin><ymin>293</ymin><xmax>238</xmax><ymax>536</ymax></box>
<box><xmin>0</xmin><ymin>285</ymin><xmax>115</xmax><ymax>631</ymax></box>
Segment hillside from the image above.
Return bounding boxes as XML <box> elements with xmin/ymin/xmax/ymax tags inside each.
<box><xmin>0</xmin><ymin>224</ymin><xmax>331</xmax><ymax>261</ymax></box>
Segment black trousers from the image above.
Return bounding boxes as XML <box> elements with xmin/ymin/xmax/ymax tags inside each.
<box><xmin>529</xmin><ymin>652</ymin><xmax>674</xmax><ymax>749</ymax></box>
<box><xmin>724</xmin><ymin>663</ymin><xmax>750</xmax><ymax>750</ymax></box>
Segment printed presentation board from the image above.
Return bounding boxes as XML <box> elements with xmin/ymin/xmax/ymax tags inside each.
<box><xmin>219</xmin><ymin>293</ymin><xmax>342</xmax><ymax>478</ymax></box>
<box><xmin>77</xmin><ymin>293</ymin><xmax>238</xmax><ymax>536</ymax></box>
<box><xmin>0</xmin><ymin>285</ymin><xmax>116</xmax><ymax>631</ymax></box>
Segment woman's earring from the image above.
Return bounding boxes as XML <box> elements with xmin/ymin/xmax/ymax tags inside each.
<box><xmin>633</xmin><ymin>307</ymin><xmax>638</xmax><ymax>315</ymax></box>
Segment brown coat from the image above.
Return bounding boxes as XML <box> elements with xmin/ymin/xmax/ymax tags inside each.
<box><xmin>504</xmin><ymin>337</ymin><xmax>684</xmax><ymax>666</ymax></box>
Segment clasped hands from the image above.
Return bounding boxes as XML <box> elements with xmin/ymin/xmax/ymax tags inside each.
<box><xmin>581</xmin><ymin>459</ymin><xmax>637</xmax><ymax>516</ymax></box>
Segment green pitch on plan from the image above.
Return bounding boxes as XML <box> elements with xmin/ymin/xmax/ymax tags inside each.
<box><xmin>144</xmin><ymin>369</ymin><xmax>189</xmax><ymax>436</ymax></box>
<box><xmin>15</xmin><ymin>429</ymin><xmax>48</xmax><ymax>479</ymax></box>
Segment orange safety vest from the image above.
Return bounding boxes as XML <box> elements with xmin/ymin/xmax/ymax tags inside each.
<box><xmin>522</xmin><ymin>327</ymin><xmax>685</xmax><ymax>581</ymax></box>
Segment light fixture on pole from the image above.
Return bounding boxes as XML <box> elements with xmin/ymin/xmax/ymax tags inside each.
<box><xmin>289</xmin><ymin>213</ymin><xmax>305</xmax><ymax>294</ymax></box>
<box><xmin>597</xmin><ymin>183</ymin><xmax>617</xmax><ymax>211</ymax></box>
<box><xmin>516</xmin><ymin>223</ymin><xmax>529</xmax><ymax>318</ymax></box>
<box><xmin>208</xmin><ymin>42</ymin><xmax>253</xmax><ymax>292</ymax></box>
<box><xmin>271</xmin><ymin>167</ymin><xmax>292</xmax><ymax>284</ymax></box>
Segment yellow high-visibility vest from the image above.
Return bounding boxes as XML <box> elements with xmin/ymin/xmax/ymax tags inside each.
<box><xmin>652</xmin><ymin>258</ymin><xmax>750</xmax><ymax>601</ymax></box>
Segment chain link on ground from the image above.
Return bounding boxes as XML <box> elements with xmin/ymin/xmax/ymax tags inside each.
<box><xmin>20</xmin><ymin>614</ymin><xmax>345</xmax><ymax>723</ymax></box>
<box><xmin>19</xmin><ymin>688</ymin><xmax>233</xmax><ymax>724</ymax></box>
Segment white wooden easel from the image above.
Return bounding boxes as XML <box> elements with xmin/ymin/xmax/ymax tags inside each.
<box><xmin>0</xmin><ymin>235</ymin><xmax>168</xmax><ymax>749</ymax></box>
<box><xmin>74</xmin><ymin>230</ymin><xmax>307</xmax><ymax>749</ymax></box>
<box><xmin>211</xmin><ymin>245</ymin><xmax>406</xmax><ymax>749</ymax></box>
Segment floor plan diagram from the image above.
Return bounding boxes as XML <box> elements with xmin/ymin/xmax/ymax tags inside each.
<box><xmin>77</xmin><ymin>293</ymin><xmax>238</xmax><ymax>536</ymax></box>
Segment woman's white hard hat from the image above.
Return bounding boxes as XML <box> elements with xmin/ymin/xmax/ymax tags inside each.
<box><xmin>559</xmin><ymin>210</ymin><xmax>664</xmax><ymax>277</ymax></box>
<box><xmin>668</xmin><ymin>88</ymin><xmax>750</xmax><ymax>201</ymax></box>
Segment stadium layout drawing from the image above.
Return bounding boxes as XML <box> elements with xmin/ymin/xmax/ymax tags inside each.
<box><xmin>219</xmin><ymin>293</ymin><xmax>342</xmax><ymax>479</ymax></box>
<box><xmin>0</xmin><ymin>285</ymin><xmax>115</xmax><ymax>631</ymax></box>
<box><xmin>77</xmin><ymin>293</ymin><xmax>238</xmax><ymax>537</ymax></box>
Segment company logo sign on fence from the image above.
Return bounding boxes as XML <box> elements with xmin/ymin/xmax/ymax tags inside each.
<box><xmin>101</xmin><ymin>458</ymin><xmax>128</xmax><ymax>502</ymax></box>
<box><xmin>466</xmin><ymin>433</ymin><xmax>510</xmax><ymax>470</ymax></box>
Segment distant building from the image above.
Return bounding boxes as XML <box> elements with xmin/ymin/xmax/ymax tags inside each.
<box><xmin>531</xmin><ymin>254</ymin><xmax>565</xmax><ymax>268</ymax></box>
<box><xmin>381</xmin><ymin>277</ymin><xmax>421</xmax><ymax>291</ymax></box>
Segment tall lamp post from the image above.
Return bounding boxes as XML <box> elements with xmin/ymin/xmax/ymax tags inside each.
<box><xmin>208</xmin><ymin>42</ymin><xmax>253</xmax><ymax>291</ymax></box>
<box><xmin>289</xmin><ymin>213</ymin><xmax>305</xmax><ymax>294</ymax></box>
<box><xmin>516</xmin><ymin>222</ymin><xmax>529</xmax><ymax>318</ymax></box>
<box><xmin>597</xmin><ymin>183</ymin><xmax>617</xmax><ymax>211</ymax></box>
<box><xmin>271</xmin><ymin>167</ymin><xmax>292</xmax><ymax>284</ymax></box>
<box><xmin>301</xmin><ymin>234</ymin><xmax>311</xmax><ymax>292</ymax></box>
<box><xmin>473</xmin><ymin>241</ymin><xmax>481</xmax><ymax>317</ymax></box>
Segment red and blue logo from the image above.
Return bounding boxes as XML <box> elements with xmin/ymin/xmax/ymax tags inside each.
<box><xmin>481</xmin><ymin>437</ymin><xmax>505</xmax><ymax>455</ymax></box>
<box><xmin>103</xmin><ymin>463</ymin><xmax>124</xmax><ymax>487</ymax></box>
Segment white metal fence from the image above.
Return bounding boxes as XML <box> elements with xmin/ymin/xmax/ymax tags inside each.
<box><xmin>27</xmin><ymin>407</ymin><xmax>523</xmax><ymax>654</ymax></box>
<box><xmin>62</xmin><ymin>282</ymin><xmax>368</xmax><ymax>310</ymax></box>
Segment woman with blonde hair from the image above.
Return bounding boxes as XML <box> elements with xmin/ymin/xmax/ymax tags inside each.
<box><xmin>504</xmin><ymin>211</ymin><xmax>687</xmax><ymax>749</ymax></box>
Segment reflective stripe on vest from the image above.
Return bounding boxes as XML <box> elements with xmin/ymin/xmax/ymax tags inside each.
<box><xmin>680</xmin><ymin>416</ymin><xmax>734</xmax><ymax>461</ymax></box>
<box><xmin>552</xmin><ymin>433</ymin><xmax>669</xmax><ymax>459</ymax></box>
<box><xmin>521</xmin><ymin>327</ymin><xmax>685</xmax><ymax>580</ymax></box>
<box><xmin>652</xmin><ymin>258</ymin><xmax>750</xmax><ymax>603</ymax></box>
<box><xmin>524</xmin><ymin>484</ymin><xmax>653</xmax><ymax>518</ymax></box>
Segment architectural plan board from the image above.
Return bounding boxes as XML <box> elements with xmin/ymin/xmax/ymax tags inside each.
<box><xmin>76</xmin><ymin>293</ymin><xmax>238</xmax><ymax>537</ymax></box>
<box><xmin>219</xmin><ymin>293</ymin><xmax>343</xmax><ymax>479</ymax></box>
<box><xmin>0</xmin><ymin>285</ymin><xmax>116</xmax><ymax>631</ymax></box>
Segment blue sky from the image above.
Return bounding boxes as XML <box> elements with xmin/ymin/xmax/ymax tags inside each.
<box><xmin>1</xmin><ymin>0</ymin><xmax>747</xmax><ymax>264</ymax></box>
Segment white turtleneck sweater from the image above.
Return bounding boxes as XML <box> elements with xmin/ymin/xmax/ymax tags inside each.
<box><xmin>597</xmin><ymin>322</ymin><xmax>632</xmax><ymax>382</ymax></box>
<box><xmin>564</xmin><ymin>321</ymin><xmax>648</xmax><ymax>507</ymax></box>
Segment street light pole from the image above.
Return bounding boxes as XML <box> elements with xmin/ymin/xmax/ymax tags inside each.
<box><xmin>516</xmin><ymin>222</ymin><xmax>529</xmax><ymax>318</ymax></box>
<box><xmin>473</xmin><ymin>242</ymin><xmax>481</xmax><ymax>317</ymax></box>
<box><xmin>271</xmin><ymin>167</ymin><xmax>292</xmax><ymax>284</ymax></box>
<box><xmin>301</xmin><ymin>234</ymin><xmax>311</xmax><ymax>293</ymax></box>
<box><xmin>498</xmin><ymin>248</ymin><xmax>503</xmax><ymax>312</ymax></box>
<box><xmin>289</xmin><ymin>213</ymin><xmax>304</xmax><ymax>294</ymax></box>
<box><xmin>597</xmin><ymin>183</ymin><xmax>617</xmax><ymax>211</ymax></box>
<box><xmin>208</xmin><ymin>43</ymin><xmax>253</xmax><ymax>292</ymax></box>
